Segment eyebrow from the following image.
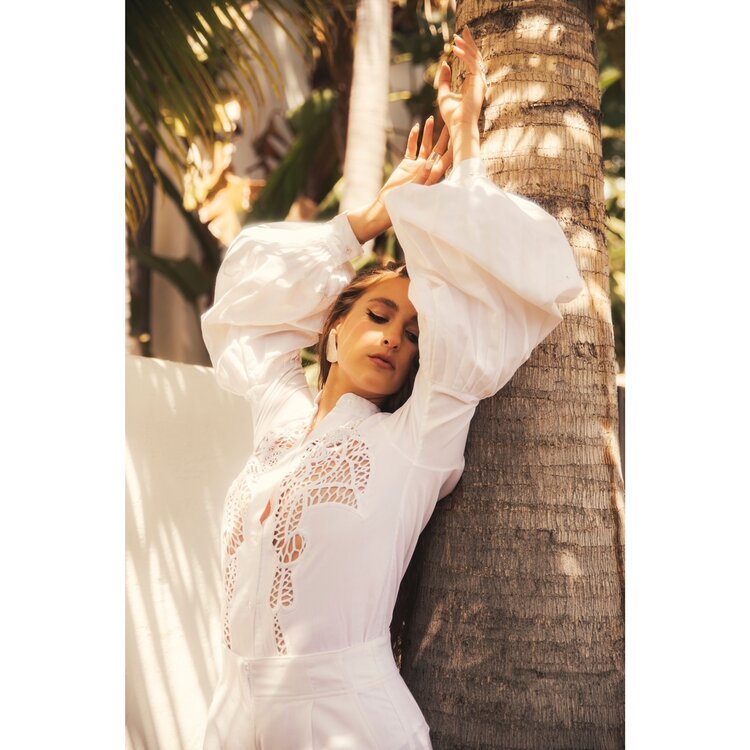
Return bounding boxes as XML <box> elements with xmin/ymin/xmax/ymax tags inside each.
<box><xmin>368</xmin><ymin>296</ymin><xmax>419</xmax><ymax>325</ymax></box>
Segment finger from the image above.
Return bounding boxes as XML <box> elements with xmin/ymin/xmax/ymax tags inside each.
<box><xmin>453</xmin><ymin>39</ymin><xmax>480</xmax><ymax>75</ymax></box>
<box><xmin>423</xmin><ymin>156</ymin><xmax>440</xmax><ymax>185</ymax></box>
<box><xmin>421</xmin><ymin>124</ymin><xmax>448</xmax><ymax>182</ymax></box>
<box><xmin>418</xmin><ymin>116</ymin><xmax>434</xmax><ymax>158</ymax></box>
<box><xmin>452</xmin><ymin>35</ymin><xmax>474</xmax><ymax>61</ymax></box>
<box><xmin>432</xmin><ymin>122</ymin><xmax>450</xmax><ymax>155</ymax></box>
<box><xmin>456</xmin><ymin>50</ymin><xmax>480</xmax><ymax>80</ymax></box>
<box><xmin>435</xmin><ymin>60</ymin><xmax>452</xmax><ymax>100</ymax></box>
<box><xmin>426</xmin><ymin>132</ymin><xmax>451</xmax><ymax>183</ymax></box>
<box><xmin>405</xmin><ymin>122</ymin><xmax>420</xmax><ymax>159</ymax></box>
<box><xmin>425</xmin><ymin>147</ymin><xmax>453</xmax><ymax>186</ymax></box>
<box><xmin>443</xmin><ymin>147</ymin><xmax>453</xmax><ymax>171</ymax></box>
<box><xmin>455</xmin><ymin>29</ymin><xmax>484</xmax><ymax>67</ymax></box>
<box><xmin>462</xmin><ymin>26</ymin><xmax>480</xmax><ymax>54</ymax></box>
<box><xmin>455</xmin><ymin>51</ymin><xmax>486</xmax><ymax>97</ymax></box>
<box><xmin>452</xmin><ymin>39</ymin><xmax>474</xmax><ymax>61</ymax></box>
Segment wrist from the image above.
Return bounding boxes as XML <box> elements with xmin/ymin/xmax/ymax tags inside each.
<box><xmin>449</xmin><ymin>121</ymin><xmax>480</xmax><ymax>134</ymax></box>
<box><xmin>345</xmin><ymin>200</ymin><xmax>390</xmax><ymax>245</ymax></box>
<box><xmin>449</xmin><ymin>123</ymin><xmax>480</xmax><ymax>163</ymax></box>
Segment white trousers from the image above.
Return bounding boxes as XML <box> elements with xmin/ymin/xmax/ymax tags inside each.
<box><xmin>203</xmin><ymin>632</ymin><xmax>432</xmax><ymax>750</ymax></box>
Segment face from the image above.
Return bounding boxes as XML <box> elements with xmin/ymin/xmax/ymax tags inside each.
<box><xmin>331</xmin><ymin>276</ymin><xmax>419</xmax><ymax>405</ymax></box>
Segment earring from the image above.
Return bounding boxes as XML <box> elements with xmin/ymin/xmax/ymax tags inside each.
<box><xmin>326</xmin><ymin>330</ymin><xmax>338</xmax><ymax>363</ymax></box>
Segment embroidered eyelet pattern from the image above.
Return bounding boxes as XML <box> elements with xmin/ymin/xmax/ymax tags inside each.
<box><xmin>269</xmin><ymin>420</ymin><xmax>371</xmax><ymax>654</ymax></box>
<box><xmin>221</xmin><ymin>422</ymin><xmax>306</xmax><ymax>649</ymax></box>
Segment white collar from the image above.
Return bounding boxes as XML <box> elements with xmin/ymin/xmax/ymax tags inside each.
<box><xmin>312</xmin><ymin>390</ymin><xmax>381</xmax><ymax>420</ymax></box>
<box><xmin>304</xmin><ymin>390</ymin><xmax>380</xmax><ymax>444</ymax></box>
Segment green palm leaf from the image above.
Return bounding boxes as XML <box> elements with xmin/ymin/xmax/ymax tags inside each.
<box><xmin>125</xmin><ymin>0</ymin><xmax>351</xmax><ymax>237</ymax></box>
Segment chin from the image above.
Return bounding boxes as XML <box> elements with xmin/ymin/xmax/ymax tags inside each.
<box><xmin>347</xmin><ymin>365</ymin><xmax>402</xmax><ymax>400</ymax></box>
<box><xmin>360</xmin><ymin>387</ymin><xmax>389</xmax><ymax>401</ymax></box>
<box><xmin>356</xmin><ymin>379</ymin><xmax>396</xmax><ymax>401</ymax></box>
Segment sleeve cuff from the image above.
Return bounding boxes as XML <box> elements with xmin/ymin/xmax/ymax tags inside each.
<box><xmin>329</xmin><ymin>212</ymin><xmax>366</xmax><ymax>263</ymax></box>
<box><xmin>446</xmin><ymin>157</ymin><xmax>487</xmax><ymax>186</ymax></box>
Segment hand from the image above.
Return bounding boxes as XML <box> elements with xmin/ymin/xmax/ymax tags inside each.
<box><xmin>378</xmin><ymin>115</ymin><xmax>453</xmax><ymax>200</ymax></box>
<box><xmin>436</xmin><ymin>26</ymin><xmax>488</xmax><ymax>133</ymax></box>
<box><xmin>346</xmin><ymin>119</ymin><xmax>452</xmax><ymax>244</ymax></box>
<box><xmin>377</xmin><ymin>116</ymin><xmax>453</xmax><ymax>206</ymax></box>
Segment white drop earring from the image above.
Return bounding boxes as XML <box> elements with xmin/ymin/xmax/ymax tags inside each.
<box><xmin>326</xmin><ymin>329</ymin><xmax>338</xmax><ymax>363</ymax></box>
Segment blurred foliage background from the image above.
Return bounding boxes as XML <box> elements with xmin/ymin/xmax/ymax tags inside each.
<box><xmin>126</xmin><ymin>0</ymin><xmax>625</xmax><ymax>372</ymax></box>
<box><xmin>596</xmin><ymin>1</ymin><xmax>625</xmax><ymax>372</ymax></box>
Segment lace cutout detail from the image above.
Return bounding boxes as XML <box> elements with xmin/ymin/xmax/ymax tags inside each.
<box><xmin>273</xmin><ymin>613</ymin><xmax>287</xmax><ymax>654</ymax></box>
<box><xmin>221</xmin><ymin>422</ymin><xmax>306</xmax><ymax>649</ymax></box>
<box><xmin>269</xmin><ymin>421</ymin><xmax>371</xmax><ymax>654</ymax></box>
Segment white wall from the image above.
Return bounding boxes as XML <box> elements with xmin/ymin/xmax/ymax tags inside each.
<box><xmin>126</xmin><ymin>355</ymin><xmax>253</xmax><ymax>750</ymax></box>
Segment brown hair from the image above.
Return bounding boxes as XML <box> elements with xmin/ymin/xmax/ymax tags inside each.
<box><xmin>317</xmin><ymin>261</ymin><xmax>419</xmax><ymax>413</ymax></box>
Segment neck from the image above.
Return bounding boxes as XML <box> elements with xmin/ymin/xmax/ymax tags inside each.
<box><xmin>315</xmin><ymin>365</ymin><xmax>384</xmax><ymax>426</ymax></box>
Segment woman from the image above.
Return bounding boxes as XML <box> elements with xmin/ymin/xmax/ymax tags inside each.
<box><xmin>201</xmin><ymin>28</ymin><xmax>583</xmax><ymax>750</ymax></box>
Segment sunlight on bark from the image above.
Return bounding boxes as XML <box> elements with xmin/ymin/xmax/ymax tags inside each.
<box><xmin>492</xmin><ymin>124</ymin><xmax>537</xmax><ymax>153</ymax></box>
<box><xmin>606</xmin><ymin>434</ymin><xmax>625</xmax><ymax>514</ymax></box>
<box><xmin>525</xmin><ymin>82</ymin><xmax>547</xmax><ymax>101</ymax></box>
<box><xmin>558</xmin><ymin>550</ymin><xmax>582</xmax><ymax>577</ymax></box>
<box><xmin>589</xmin><ymin>284</ymin><xmax>614</xmax><ymax>320</ymax></box>
<box><xmin>569</xmin><ymin>226</ymin><xmax>598</xmax><ymax>257</ymax></box>
<box><xmin>538</xmin><ymin>131</ymin><xmax>562</xmax><ymax>156</ymax></box>
<box><xmin>415</xmin><ymin>598</ymin><xmax>445</xmax><ymax>660</ymax></box>
<box><xmin>563</xmin><ymin>110</ymin><xmax>595</xmax><ymax>148</ymax></box>
<box><xmin>548</xmin><ymin>23</ymin><xmax>564</xmax><ymax>42</ymax></box>
<box><xmin>567</xmin><ymin>226</ymin><xmax>612</xmax><ymax>318</ymax></box>
<box><xmin>520</xmin><ymin>14</ymin><xmax>553</xmax><ymax>40</ymax></box>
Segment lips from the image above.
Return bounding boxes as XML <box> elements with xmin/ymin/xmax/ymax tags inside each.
<box><xmin>369</xmin><ymin>354</ymin><xmax>395</xmax><ymax>370</ymax></box>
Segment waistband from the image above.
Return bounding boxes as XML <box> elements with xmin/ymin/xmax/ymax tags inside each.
<box><xmin>234</xmin><ymin>633</ymin><xmax>399</xmax><ymax>699</ymax></box>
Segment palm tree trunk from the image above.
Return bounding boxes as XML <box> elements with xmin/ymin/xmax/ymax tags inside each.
<box><xmin>396</xmin><ymin>2</ymin><xmax>625</xmax><ymax>748</ymax></box>
<box><xmin>340</xmin><ymin>0</ymin><xmax>392</xmax><ymax>255</ymax></box>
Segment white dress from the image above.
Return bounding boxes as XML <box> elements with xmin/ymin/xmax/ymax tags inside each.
<box><xmin>200</xmin><ymin>157</ymin><xmax>584</xmax><ymax>749</ymax></box>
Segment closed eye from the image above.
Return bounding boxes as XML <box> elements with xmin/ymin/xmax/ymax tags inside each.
<box><xmin>368</xmin><ymin>310</ymin><xmax>419</xmax><ymax>345</ymax></box>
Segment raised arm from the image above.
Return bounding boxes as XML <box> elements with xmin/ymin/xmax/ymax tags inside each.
<box><xmin>348</xmin><ymin>114</ymin><xmax>454</xmax><ymax>242</ymax></box>
<box><xmin>201</xmin><ymin>215</ymin><xmax>365</xmax><ymax>447</ymax></box>
<box><xmin>201</xmin><ymin>120</ymin><xmax>454</xmax><ymax>447</ymax></box>
<box><xmin>436</xmin><ymin>26</ymin><xmax>486</xmax><ymax>166</ymax></box>
<box><xmin>380</xmin><ymin>31</ymin><xmax>585</xmax><ymax>497</ymax></box>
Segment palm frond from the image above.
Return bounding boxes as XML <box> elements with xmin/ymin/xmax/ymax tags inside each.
<box><xmin>249</xmin><ymin>88</ymin><xmax>338</xmax><ymax>221</ymax></box>
<box><xmin>125</xmin><ymin>0</ymin><xmax>347</xmax><ymax>237</ymax></box>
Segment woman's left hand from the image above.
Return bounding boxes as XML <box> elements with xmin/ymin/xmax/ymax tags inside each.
<box><xmin>436</xmin><ymin>27</ymin><xmax>488</xmax><ymax>134</ymax></box>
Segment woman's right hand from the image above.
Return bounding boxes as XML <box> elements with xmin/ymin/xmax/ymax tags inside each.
<box><xmin>346</xmin><ymin>118</ymin><xmax>452</xmax><ymax>244</ymax></box>
<box><xmin>378</xmin><ymin>117</ymin><xmax>452</xmax><ymax>197</ymax></box>
<box><xmin>436</xmin><ymin>27</ymin><xmax>488</xmax><ymax>134</ymax></box>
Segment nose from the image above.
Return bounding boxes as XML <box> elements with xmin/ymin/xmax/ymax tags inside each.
<box><xmin>382</xmin><ymin>324</ymin><xmax>401</xmax><ymax>350</ymax></box>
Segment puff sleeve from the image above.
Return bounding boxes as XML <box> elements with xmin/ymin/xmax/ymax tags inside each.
<box><xmin>382</xmin><ymin>157</ymin><xmax>584</xmax><ymax>488</ymax></box>
<box><xmin>201</xmin><ymin>213</ymin><xmax>365</xmax><ymax>446</ymax></box>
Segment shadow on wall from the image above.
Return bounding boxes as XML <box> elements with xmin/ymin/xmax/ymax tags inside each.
<box><xmin>126</xmin><ymin>355</ymin><xmax>254</xmax><ymax>750</ymax></box>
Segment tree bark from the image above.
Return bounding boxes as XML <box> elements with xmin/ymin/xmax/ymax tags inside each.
<box><xmin>395</xmin><ymin>2</ymin><xmax>625</xmax><ymax>748</ymax></box>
